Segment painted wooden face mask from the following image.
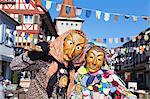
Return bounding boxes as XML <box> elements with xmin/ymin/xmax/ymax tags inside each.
<box><xmin>86</xmin><ymin>47</ymin><xmax>105</xmax><ymax>73</ymax></box>
<box><xmin>63</xmin><ymin>32</ymin><xmax>86</xmax><ymax>61</ymax></box>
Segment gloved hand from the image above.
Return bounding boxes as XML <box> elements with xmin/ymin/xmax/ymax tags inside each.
<box><xmin>28</xmin><ymin>41</ymin><xmax>50</xmax><ymax>61</ymax></box>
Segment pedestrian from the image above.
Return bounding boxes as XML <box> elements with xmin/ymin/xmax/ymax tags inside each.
<box><xmin>10</xmin><ymin>30</ymin><xmax>88</xmax><ymax>99</ymax></box>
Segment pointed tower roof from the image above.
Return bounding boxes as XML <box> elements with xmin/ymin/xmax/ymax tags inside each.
<box><xmin>58</xmin><ymin>0</ymin><xmax>76</xmax><ymax>18</ymax></box>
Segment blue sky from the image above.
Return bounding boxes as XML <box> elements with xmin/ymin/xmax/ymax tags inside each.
<box><xmin>42</xmin><ymin>0</ymin><xmax>150</xmax><ymax>48</ymax></box>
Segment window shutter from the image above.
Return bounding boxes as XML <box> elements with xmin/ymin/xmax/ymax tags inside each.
<box><xmin>34</xmin><ymin>15</ymin><xmax>38</xmax><ymax>24</ymax></box>
<box><xmin>18</xmin><ymin>14</ymin><xmax>22</xmax><ymax>23</ymax></box>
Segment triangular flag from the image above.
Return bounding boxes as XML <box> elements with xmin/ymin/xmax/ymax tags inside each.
<box><xmin>104</xmin><ymin>13</ymin><xmax>110</xmax><ymax>21</ymax></box>
<box><xmin>25</xmin><ymin>33</ymin><xmax>29</xmax><ymax>40</ymax></box>
<box><xmin>13</xmin><ymin>30</ymin><xmax>17</xmax><ymax>36</ymax></box>
<box><xmin>103</xmin><ymin>38</ymin><xmax>107</xmax><ymax>43</ymax></box>
<box><xmin>109</xmin><ymin>38</ymin><xmax>113</xmax><ymax>43</ymax></box>
<box><xmin>93</xmin><ymin>38</ymin><xmax>97</xmax><ymax>41</ymax></box>
<box><xmin>114</xmin><ymin>14</ymin><xmax>119</xmax><ymax>22</ymax></box>
<box><xmin>126</xmin><ymin>37</ymin><xmax>130</xmax><ymax>41</ymax></box>
<box><xmin>10</xmin><ymin>30</ymin><xmax>14</xmax><ymax>35</ymax></box>
<box><xmin>114</xmin><ymin>38</ymin><xmax>119</xmax><ymax>43</ymax></box>
<box><xmin>32</xmin><ymin>34</ymin><xmax>36</xmax><ymax>45</ymax></box>
<box><xmin>124</xmin><ymin>15</ymin><xmax>130</xmax><ymax>19</ymax></box>
<box><xmin>142</xmin><ymin>16</ymin><xmax>149</xmax><ymax>20</ymax></box>
<box><xmin>96</xmin><ymin>10</ymin><xmax>101</xmax><ymax>20</ymax></box>
<box><xmin>85</xmin><ymin>10</ymin><xmax>92</xmax><ymax>18</ymax></box>
<box><xmin>46</xmin><ymin>0</ymin><xmax>52</xmax><ymax>10</ymax></box>
<box><xmin>21</xmin><ymin>32</ymin><xmax>25</xmax><ymax>37</ymax></box>
<box><xmin>120</xmin><ymin>37</ymin><xmax>124</xmax><ymax>42</ymax></box>
<box><xmin>97</xmin><ymin>37</ymin><xmax>101</xmax><ymax>43</ymax></box>
<box><xmin>76</xmin><ymin>7</ymin><xmax>82</xmax><ymax>16</ymax></box>
<box><xmin>29</xmin><ymin>34</ymin><xmax>33</xmax><ymax>39</ymax></box>
<box><xmin>56</xmin><ymin>3</ymin><xmax>62</xmax><ymax>11</ymax></box>
<box><xmin>25</xmin><ymin>0</ymin><xmax>30</xmax><ymax>4</ymax></box>
<box><xmin>66</xmin><ymin>5</ymin><xmax>71</xmax><ymax>14</ymax></box>
<box><xmin>132</xmin><ymin>16</ymin><xmax>138</xmax><ymax>22</ymax></box>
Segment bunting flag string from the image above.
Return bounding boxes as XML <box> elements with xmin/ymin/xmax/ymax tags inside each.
<box><xmin>110</xmin><ymin>45</ymin><xmax>150</xmax><ymax>63</ymax></box>
<box><xmin>45</xmin><ymin>1</ymin><xmax>150</xmax><ymax>23</ymax></box>
<box><xmin>92</xmin><ymin>33</ymin><xmax>149</xmax><ymax>44</ymax></box>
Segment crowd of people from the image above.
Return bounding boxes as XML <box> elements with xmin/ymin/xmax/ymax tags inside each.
<box><xmin>9</xmin><ymin>30</ymin><xmax>136</xmax><ymax>99</ymax></box>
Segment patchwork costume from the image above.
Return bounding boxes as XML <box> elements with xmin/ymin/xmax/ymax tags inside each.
<box><xmin>71</xmin><ymin>45</ymin><xmax>136</xmax><ymax>99</ymax></box>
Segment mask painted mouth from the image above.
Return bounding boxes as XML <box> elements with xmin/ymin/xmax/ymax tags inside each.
<box><xmin>91</xmin><ymin>65</ymin><xmax>97</xmax><ymax>69</ymax></box>
<box><xmin>67</xmin><ymin>54</ymin><xmax>72</xmax><ymax>59</ymax></box>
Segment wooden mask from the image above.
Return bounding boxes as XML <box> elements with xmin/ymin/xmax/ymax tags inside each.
<box><xmin>63</xmin><ymin>32</ymin><xmax>86</xmax><ymax>61</ymax></box>
<box><xmin>86</xmin><ymin>46</ymin><xmax>105</xmax><ymax>73</ymax></box>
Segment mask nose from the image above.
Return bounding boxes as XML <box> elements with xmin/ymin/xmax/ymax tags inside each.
<box><xmin>93</xmin><ymin>58</ymin><xmax>97</xmax><ymax>65</ymax></box>
<box><xmin>68</xmin><ymin>45</ymin><xmax>76</xmax><ymax>59</ymax></box>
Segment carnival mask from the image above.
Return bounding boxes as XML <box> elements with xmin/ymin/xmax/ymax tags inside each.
<box><xmin>86</xmin><ymin>47</ymin><xmax>105</xmax><ymax>73</ymax></box>
<box><xmin>63</xmin><ymin>32</ymin><xmax>86</xmax><ymax>61</ymax></box>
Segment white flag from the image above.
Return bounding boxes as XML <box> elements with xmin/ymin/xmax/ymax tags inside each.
<box><xmin>109</xmin><ymin>38</ymin><xmax>113</xmax><ymax>43</ymax></box>
<box><xmin>13</xmin><ymin>30</ymin><xmax>17</xmax><ymax>36</ymax></box>
<box><xmin>114</xmin><ymin>38</ymin><xmax>119</xmax><ymax>43</ymax></box>
<box><xmin>46</xmin><ymin>0</ymin><xmax>52</xmax><ymax>10</ymax></box>
<box><xmin>76</xmin><ymin>7</ymin><xmax>82</xmax><ymax>16</ymax></box>
<box><xmin>21</xmin><ymin>32</ymin><xmax>25</xmax><ymax>37</ymax></box>
<box><xmin>104</xmin><ymin>13</ymin><xmax>110</xmax><ymax>21</ymax></box>
<box><xmin>56</xmin><ymin>3</ymin><xmax>62</xmax><ymax>11</ymax></box>
<box><xmin>96</xmin><ymin>10</ymin><xmax>101</xmax><ymax>20</ymax></box>
<box><xmin>132</xmin><ymin>16</ymin><xmax>138</xmax><ymax>22</ymax></box>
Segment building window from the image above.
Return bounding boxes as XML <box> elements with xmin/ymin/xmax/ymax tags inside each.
<box><xmin>75</xmin><ymin>24</ymin><xmax>78</xmax><ymax>26</ymax></box>
<box><xmin>34</xmin><ymin>15</ymin><xmax>38</xmax><ymax>24</ymax></box>
<box><xmin>61</xmin><ymin>23</ymin><xmax>64</xmax><ymax>25</ymax></box>
<box><xmin>5</xmin><ymin>26</ymin><xmax>14</xmax><ymax>47</ymax></box>
<box><xmin>25</xmin><ymin>15</ymin><xmax>28</xmax><ymax>22</ymax></box>
<box><xmin>66</xmin><ymin>23</ymin><xmax>68</xmax><ymax>26</ymax></box>
<box><xmin>18</xmin><ymin>14</ymin><xmax>22</xmax><ymax>23</ymax></box>
<box><xmin>24</xmin><ymin>15</ymin><xmax>33</xmax><ymax>23</ymax></box>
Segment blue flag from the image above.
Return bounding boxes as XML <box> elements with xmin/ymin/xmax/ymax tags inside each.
<box><xmin>103</xmin><ymin>38</ymin><xmax>107</xmax><ymax>43</ymax></box>
<box><xmin>86</xmin><ymin>10</ymin><xmax>92</xmax><ymax>18</ymax></box>
<box><xmin>25</xmin><ymin>33</ymin><xmax>29</xmax><ymax>40</ymax></box>
<box><xmin>25</xmin><ymin>0</ymin><xmax>30</xmax><ymax>4</ymax></box>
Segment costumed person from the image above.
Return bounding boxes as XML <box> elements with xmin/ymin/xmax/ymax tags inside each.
<box><xmin>10</xmin><ymin>30</ymin><xmax>88</xmax><ymax>99</ymax></box>
<box><xmin>71</xmin><ymin>44</ymin><xmax>136</xmax><ymax>99</ymax></box>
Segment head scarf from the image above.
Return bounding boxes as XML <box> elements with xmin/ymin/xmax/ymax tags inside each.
<box><xmin>49</xmin><ymin>29</ymin><xmax>88</xmax><ymax>67</ymax></box>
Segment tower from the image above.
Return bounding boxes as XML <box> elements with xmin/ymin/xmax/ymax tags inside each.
<box><xmin>55</xmin><ymin>0</ymin><xmax>84</xmax><ymax>35</ymax></box>
<box><xmin>58</xmin><ymin>0</ymin><xmax>76</xmax><ymax>18</ymax></box>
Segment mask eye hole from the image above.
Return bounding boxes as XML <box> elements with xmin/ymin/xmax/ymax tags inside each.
<box><xmin>90</xmin><ymin>56</ymin><xmax>93</xmax><ymax>58</ymax></box>
<box><xmin>76</xmin><ymin>45</ymin><xmax>82</xmax><ymax>50</ymax></box>
<box><xmin>67</xmin><ymin>40</ymin><xmax>73</xmax><ymax>45</ymax></box>
<box><xmin>98</xmin><ymin>59</ymin><xmax>101</xmax><ymax>61</ymax></box>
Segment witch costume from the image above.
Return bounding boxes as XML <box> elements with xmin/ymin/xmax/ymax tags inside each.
<box><xmin>10</xmin><ymin>30</ymin><xmax>87</xmax><ymax>99</ymax></box>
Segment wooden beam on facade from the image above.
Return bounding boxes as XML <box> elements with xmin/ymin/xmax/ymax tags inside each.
<box><xmin>3</xmin><ymin>9</ymin><xmax>45</xmax><ymax>14</ymax></box>
<box><xmin>0</xmin><ymin>1</ymin><xmax>15</xmax><ymax>4</ymax></box>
